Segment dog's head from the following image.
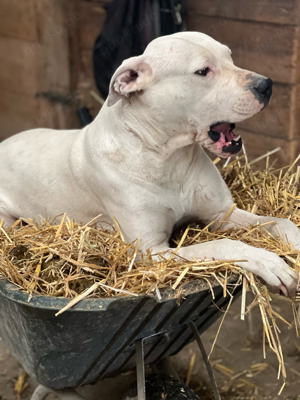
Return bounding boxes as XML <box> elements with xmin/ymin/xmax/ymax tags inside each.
<box><xmin>107</xmin><ymin>32</ymin><xmax>272</xmax><ymax>159</ymax></box>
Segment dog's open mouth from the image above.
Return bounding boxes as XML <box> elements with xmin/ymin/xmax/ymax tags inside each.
<box><xmin>208</xmin><ymin>122</ymin><xmax>242</xmax><ymax>155</ymax></box>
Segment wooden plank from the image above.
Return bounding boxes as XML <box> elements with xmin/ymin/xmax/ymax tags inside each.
<box><xmin>77</xmin><ymin>49</ymin><xmax>103</xmax><ymax>118</ymax></box>
<box><xmin>0</xmin><ymin>90</ymin><xmax>41</xmax><ymax>141</ymax></box>
<box><xmin>0</xmin><ymin>36</ymin><xmax>40</xmax><ymax>96</ymax></box>
<box><xmin>0</xmin><ymin>1</ymin><xmax>80</xmax><ymax>97</ymax></box>
<box><xmin>290</xmin><ymin>83</ymin><xmax>300</xmax><ymax>140</ymax></box>
<box><xmin>67</xmin><ymin>0</ymin><xmax>82</xmax><ymax>92</ymax></box>
<box><xmin>78</xmin><ymin>1</ymin><xmax>106</xmax><ymax>49</ymax></box>
<box><xmin>186</xmin><ymin>15</ymin><xmax>299</xmax><ymax>84</ymax></box>
<box><xmin>0</xmin><ymin>0</ymin><xmax>38</xmax><ymax>41</ymax></box>
<box><xmin>235</xmin><ymin>129</ymin><xmax>299</xmax><ymax>169</ymax></box>
<box><xmin>0</xmin><ymin>89</ymin><xmax>82</xmax><ymax>142</ymax></box>
<box><xmin>0</xmin><ymin>0</ymin><xmax>78</xmax><ymax>97</ymax></box>
<box><xmin>186</xmin><ymin>0</ymin><xmax>300</xmax><ymax>25</ymax></box>
<box><xmin>79</xmin><ymin>49</ymin><xmax>95</xmax><ymax>83</ymax></box>
<box><xmin>82</xmin><ymin>0</ymin><xmax>112</xmax><ymax>4</ymax></box>
<box><xmin>35</xmin><ymin>0</ymin><xmax>75</xmax><ymax>94</ymax></box>
<box><xmin>0</xmin><ymin>0</ymin><xmax>83</xmax><ymax>135</ymax></box>
<box><xmin>295</xmin><ymin>27</ymin><xmax>300</xmax><ymax>87</ymax></box>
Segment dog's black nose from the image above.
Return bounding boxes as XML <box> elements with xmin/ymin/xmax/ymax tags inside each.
<box><xmin>254</xmin><ymin>78</ymin><xmax>273</xmax><ymax>100</ymax></box>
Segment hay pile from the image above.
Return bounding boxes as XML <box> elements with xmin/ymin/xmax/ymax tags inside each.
<box><xmin>0</xmin><ymin>151</ymin><xmax>300</xmax><ymax>385</ymax></box>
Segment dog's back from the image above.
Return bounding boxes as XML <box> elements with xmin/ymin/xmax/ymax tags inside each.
<box><xmin>0</xmin><ymin>128</ymin><xmax>83</xmax><ymax>223</ymax></box>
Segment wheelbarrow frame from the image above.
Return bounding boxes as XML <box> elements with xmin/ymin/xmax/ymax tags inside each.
<box><xmin>0</xmin><ymin>277</ymin><xmax>241</xmax><ymax>391</ymax></box>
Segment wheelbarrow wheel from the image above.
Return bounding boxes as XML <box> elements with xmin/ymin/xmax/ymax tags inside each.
<box><xmin>123</xmin><ymin>374</ymin><xmax>200</xmax><ymax>400</ymax></box>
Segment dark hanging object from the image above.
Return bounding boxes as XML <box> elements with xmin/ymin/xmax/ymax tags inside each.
<box><xmin>93</xmin><ymin>0</ymin><xmax>186</xmax><ymax>99</ymax></box>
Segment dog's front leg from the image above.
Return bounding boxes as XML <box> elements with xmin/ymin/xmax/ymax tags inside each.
<box><xmin>153</xmin><ymin>238</ymin><xmax>298</xmax><ymax>297</ymax></box>
<box><xmin>192</xmin><ymin>155</ymin><xmax>300</xmax><ymax>250</ymax></box>
<box><xmin>221</xmin><ymin>207</ymin><xmax>300</xmax><ymax>250</ymax></box>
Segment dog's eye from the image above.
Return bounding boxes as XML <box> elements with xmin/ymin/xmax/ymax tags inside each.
<box><xmin>195</xmin><ymin>67</ymin><xmax>210</xmax><ymax>76</ymax></box>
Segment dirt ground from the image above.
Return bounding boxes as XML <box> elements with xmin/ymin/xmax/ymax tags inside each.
<box><xmin>1</xmin><ymin>294</ymin><xmax>300</xmax><ymax>400</ymax></box>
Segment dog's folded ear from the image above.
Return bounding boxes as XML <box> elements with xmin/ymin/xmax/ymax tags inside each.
<box><xmin>107</xmin><ymin>56</ymin><xmax>152</xmax><ymax>107</ymax></box>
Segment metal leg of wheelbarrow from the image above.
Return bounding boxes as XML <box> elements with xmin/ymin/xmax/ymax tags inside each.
<box><xmin>135</xmin><ymin>333</ymin><xmax>178</xmax><ymax>400</ymax></box>
<box><xmin>31</xmin><ymin>384</ymin><xmax>86</xmax><ymax>400</ymax></box>
<box><xmin>135</xmin><ymin>325</ymin><xmax>221</xmax><ymax>400</ymax></box>
<box><xmin>136</xmin><ymin>339</ymin><xmax>146</xmax><ymax>400</ymax></box>
<box><xmin>189</xmin><ymin>322</ymin><xmax>221</xmax><ymax>400</ymax></box>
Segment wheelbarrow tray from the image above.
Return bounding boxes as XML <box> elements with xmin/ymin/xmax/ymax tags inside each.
<box><xmin>0</xmin><ymin>278</ymin><xmax>241</xmax><ymax>389</ymax></box>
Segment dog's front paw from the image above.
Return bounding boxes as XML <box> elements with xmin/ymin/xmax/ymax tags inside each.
<box><xmin>272</xmin><ymin>218</ymin><xmax>300</xmax><ymax>250</ymax></box>
<box><xmin>238</xmin><ymin>246</ymin><xmax>298</xmax><ymax>297</ymax></box>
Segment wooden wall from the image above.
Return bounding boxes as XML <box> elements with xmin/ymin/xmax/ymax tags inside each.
<box><xmin>0</xmin><ymin>0</ymin><xmax>107</xmax><ymax>141</ymax></box>
<box><xmin>76</xmin><ymin>1</ymin><xmax>107</xmax><ymax>119</ymax></box>
<box><xmin>185</xmin><ymin>0</ymin><xmax>300</xmax><ymax>166</ymax></box>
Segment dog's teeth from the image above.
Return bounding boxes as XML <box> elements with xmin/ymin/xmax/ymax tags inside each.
<box><xmin>231</xmin><ymin>136</ymin><xmax>241</xmax><ymax>146</ymax></box>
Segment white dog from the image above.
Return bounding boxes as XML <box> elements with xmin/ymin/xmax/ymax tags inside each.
<box><xmin>0</xmin><ymin>32</ymin><xmax>299</xmax><ymax>296</ymax></box>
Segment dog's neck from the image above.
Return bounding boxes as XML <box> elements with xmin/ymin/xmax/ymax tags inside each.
<box><xmin>94</xmin><ymin>99</ymin><xmax>197</xmax><ymax>157</ymax></box>
<box><xmin>90</xmin><ymin>99</ymin><xmax>201</xmax><ymax>184</ymax></box>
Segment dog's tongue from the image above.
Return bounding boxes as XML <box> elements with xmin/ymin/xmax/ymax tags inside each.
<box><xmin>208</xmin><ymin>122</ymin><xmax>242</xmax><ymax>156</ymax></box>
<box><xmin>212</xmin><ymin>123</ymin><xmax>235</xmax><ymax>142</ymax></box>
<box><xmin>209</xmin><ymin>122</ymin><xmax>239</xmax><ymax>145</ymax></box>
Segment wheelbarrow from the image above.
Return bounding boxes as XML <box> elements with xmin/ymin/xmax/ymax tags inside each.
<box><xmin>0</xmin><ymin>277</ymin><xmax>241</xmax><ymax>400</ymax></box>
